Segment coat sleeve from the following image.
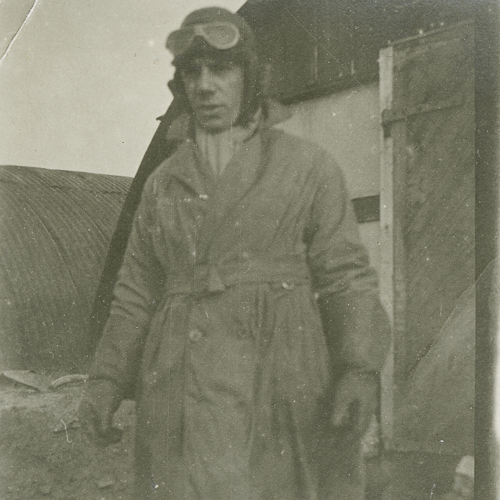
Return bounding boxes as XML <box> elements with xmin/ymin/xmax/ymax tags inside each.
<box><xmin>89</xmin><ymin>176</ymin><xmax>166</xmax><ymax>397</ymax></box>
<box><xmin>305</xmin><ymin>151</ymin><xmax>390</xmax><ymax>373</ymax></box>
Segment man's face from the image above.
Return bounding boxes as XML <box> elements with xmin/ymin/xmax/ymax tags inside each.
<box><xmin>180</xmin><ymin>57</ymin><xmax>244</xmax><ymax>132</ymax></box>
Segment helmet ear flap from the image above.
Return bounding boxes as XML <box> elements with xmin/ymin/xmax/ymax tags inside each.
<box><xmin>167</xmin><ymin>69</ymin><xmax>191</xmax><ymax>111</ymax></box>
<box><xmin>234</xmin><ymin>53</ymin><xmax>263</xmax><ymax>127</ymax></box>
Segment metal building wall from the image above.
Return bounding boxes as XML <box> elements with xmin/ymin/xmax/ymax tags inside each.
<box><xmin>277</xmin><ymin>82</ymin><xmax>382</xmax><ymax>274</ymax></box>
<box><xmin>0</xmin><ymin>165</ymin><xmax>131</xmax><ymax>375</ymax></box>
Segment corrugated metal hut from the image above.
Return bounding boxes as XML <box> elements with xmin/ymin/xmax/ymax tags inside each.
<box><xmin>0</xmin><ymin>165</ymin><xmax>131</xmax><ymax>375</ymax></box>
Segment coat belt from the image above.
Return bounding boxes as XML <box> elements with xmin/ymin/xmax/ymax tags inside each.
<box><xmin>166</xmin><ymin>256</ymin><xmax>311</xmax><ymax>296</ymax></box>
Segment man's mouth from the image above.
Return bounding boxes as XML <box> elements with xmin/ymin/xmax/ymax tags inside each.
<box><xmin>197</xmin><ymin>104</ymin><xmax>222</xmax><ymax>113</ymax></box>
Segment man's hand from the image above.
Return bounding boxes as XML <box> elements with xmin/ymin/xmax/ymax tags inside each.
<box><xmin>331</xmin><ymin>371</ymin><xmax>379</xmax><ymax>438</ymax></box>
<box><xmin>78</xmin><ymin>379</ymin><xmax>123</xmax><ymax>446</ymax></box>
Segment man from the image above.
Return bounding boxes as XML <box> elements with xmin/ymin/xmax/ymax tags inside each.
<box><xmin>79</xmin><ymin>7</ymin><xmax>390</xmax><ymax>499</ymax></box>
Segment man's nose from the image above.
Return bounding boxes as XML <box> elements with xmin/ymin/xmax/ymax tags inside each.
<box><xmin>197</xmin><ymin>66</ymin><xmax>215</xmax><ymax>92</ymax></box>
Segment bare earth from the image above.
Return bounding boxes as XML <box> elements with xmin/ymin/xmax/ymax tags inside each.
<box><xmin>0</xmin><ymin>383</ymin><xmax>135</xmax><ymax>500</ymax></box>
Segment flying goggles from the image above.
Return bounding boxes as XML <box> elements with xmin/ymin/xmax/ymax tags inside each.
<box><xmin>166</xmin><ymin>22</ymin><xmax>241</xmax><ymax>56</ymax></box>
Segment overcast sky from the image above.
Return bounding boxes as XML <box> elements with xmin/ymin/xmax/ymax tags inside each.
<box><xmin>0</xmin><ymin>0</ymin><xmax>246</xmax><ymax>177</ymax></box>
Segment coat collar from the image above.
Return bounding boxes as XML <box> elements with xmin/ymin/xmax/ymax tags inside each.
<box><xmin>161</xmin><ymin>101</ymin><xmax>291</xmax><ymax>258</ymax></box>
<box><xmin>163</xmin><ymin>99</ymin><xmax>291</xmax><ymax>196</ymax></box>
<box><xmin>164</xmin><ymin>99</ymin><xmax>292</xmax><ymax>142</ymax></box>
<box><xmin>163</xmin><ymin>122</ymin><xmax>270</xmax><ymax>258</ymax></box>
<box><xmin>164</xmin><ymin>130</ymin><xmax>265</xmax><ymax>258</ymax></box>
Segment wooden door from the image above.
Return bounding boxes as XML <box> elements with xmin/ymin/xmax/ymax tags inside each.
<box><xmin>379</xmin><ymin>20</ymin><xmax>474</xmax><ymax>453</ymax></box>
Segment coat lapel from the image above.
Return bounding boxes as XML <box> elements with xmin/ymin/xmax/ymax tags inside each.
<box><xmin>166</xmin><ymin>140</ymin><xmax>215</xmax><ymax>198</ymax></box>
<box><xmin>196</xmin><ymin>132</ymin><xmax>264</xmax><ymax>258</ymax></box>
<box><xmin>164</xmin><ymin>111</ymin><xmax>282</xmax><ymax>259</ymax></box>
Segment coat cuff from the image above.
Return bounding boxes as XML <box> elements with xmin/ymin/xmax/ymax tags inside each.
<box><xmin>317</xmin><ymin>290</ymin><xmax>391</xmax><ymax>372</ymax></box>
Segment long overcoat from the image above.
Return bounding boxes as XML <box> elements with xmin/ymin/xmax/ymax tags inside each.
<box><xmin>90</xmin><ymin>117</ymin><xmax>390</xmax><ymax>499</ymax></box>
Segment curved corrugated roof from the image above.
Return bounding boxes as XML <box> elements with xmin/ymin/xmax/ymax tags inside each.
<box><xmin>0</xmin><ymin>165</ymin><xmax>131</xmax><ymax>375</ymax></box>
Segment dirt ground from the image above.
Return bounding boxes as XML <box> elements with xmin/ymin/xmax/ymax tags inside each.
<box><xmin>0</xmin><ymin>382</ymin><xmax>135</xmax><ymax>500</ymax></box>
<box><xmin>0</xmin><ymin>380</ymin><xmax>367</xmax><ymax>500</ymax></box>
<box><xmin>0</xmin><ymin>380</ymin><xmax>459</xmax><ymax>500</ymax></box>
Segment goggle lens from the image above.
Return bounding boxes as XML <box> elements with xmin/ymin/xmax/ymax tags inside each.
<box><xmin>202</xmin><ymin>23</ymin><xmax>239</xmax><ymax>48</ymax></box>
<box><xmin>166</xmin><ymin>22</ymin><xmax>240</xmax><ymax>56</ymax></box>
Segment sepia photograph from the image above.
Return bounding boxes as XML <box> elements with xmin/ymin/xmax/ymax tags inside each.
<box><xmin>0</xmin><ymin>0</ymin><xmax>489</xmax><ymax>498</ymax></box>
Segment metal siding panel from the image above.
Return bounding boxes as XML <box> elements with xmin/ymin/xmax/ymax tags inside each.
<box><xmin>0</xmin><ymin>166</ymin><xmax>131</xmax><ymax>374</ymax></box>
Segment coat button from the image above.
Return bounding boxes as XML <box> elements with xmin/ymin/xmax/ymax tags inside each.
<box><xmin>189</xmin><ymin>329</ymin><xmax>203</xmax><ymax>343</ymax></box>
